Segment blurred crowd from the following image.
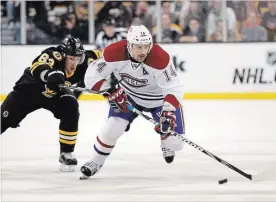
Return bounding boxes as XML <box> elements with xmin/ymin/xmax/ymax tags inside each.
<box><xmin>1</xmin><ymin>0</ymin><xmax>276</xmax><ymax>45</ymax></box>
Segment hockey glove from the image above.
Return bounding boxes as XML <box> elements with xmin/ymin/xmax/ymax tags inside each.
<box><xmin>155</xmin><ymin>111</ymin><xmax>176</xmax><ymax>134</ymax></box>
<box><xmin>102</xmin><ymin>87</ymin><xmax>129</xmax><ymax>113</ymax></box>
<box><xmin>46</xmin><ymin>70</ymin><xmax>65</xmax><ymax>93</ymax></box>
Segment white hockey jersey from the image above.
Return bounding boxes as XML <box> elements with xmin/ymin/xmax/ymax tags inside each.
<box><xmin>85</xmin><ymin>40</ymin><xmax>183</xmax><ymax>109</ymax></box>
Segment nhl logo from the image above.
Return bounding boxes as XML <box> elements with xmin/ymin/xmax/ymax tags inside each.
<box><xmin>131</xmin><ymin>62</ymin><xmax>140</xmax><ymax>70</ymax></box>
<box><xmin>267</xmin><ymin>52</ymin><xmax>276</xmax><ymax>66</ymax></box>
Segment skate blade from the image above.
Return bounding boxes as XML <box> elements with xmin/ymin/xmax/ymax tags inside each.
<box><xmin>60</xmin><ymin>164</ymin><xmax>75</xmax><ymax>172</ymax></box>
<box><xmin>80</xmin><ymin>175</ymin><xmax>90</xmax><ymax>180</ymax></box>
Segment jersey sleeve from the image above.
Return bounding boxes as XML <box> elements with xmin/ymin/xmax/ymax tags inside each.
<box><xmin>86</xmin><ymin>50</ymin><xmax>103</xmax><ymax>62</ymax></box>
<box><xmin>75</xmin><ymin>49</ymin><xmax>103</xmax><ymax>89</ymax></box>
<box><xmin>154</xmin><ymin>59</ymin><xmax>184</xmax><ymax>110</ymax></box>
<box><xmin>30</xmin><ymin>49</ymin><xmax>63</xmax><ymax>82</ymax></box>
<box><xmin>84</xmin><ymin>53</ymin><xmax>114</xmax><ymax>91</ymax></box>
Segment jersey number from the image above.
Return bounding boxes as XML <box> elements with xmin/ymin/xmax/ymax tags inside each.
<box><xmin>164</xmin><ymin>65</ymin><xmax>177</xmax><ymax>82</ymax></box>
<box><xmin>38</xmin><ymin>53</ymin><xmax>55</xmax><ymax>67</ymax></box>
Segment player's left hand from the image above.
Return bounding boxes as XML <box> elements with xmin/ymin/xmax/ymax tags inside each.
<box><xmin>155</xmin><ymin>111</ymin><xmax>176</xmax><ymax>134</ymax></box>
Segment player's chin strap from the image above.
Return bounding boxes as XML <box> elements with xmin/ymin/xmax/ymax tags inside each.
<box><xmin>127</xmin><ymin>104</ymin><xmax>276</xmax><ymax>182</ymax></box>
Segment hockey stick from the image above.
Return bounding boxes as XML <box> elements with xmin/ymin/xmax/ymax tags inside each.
<box><xmin>127</xmin><ymin>104</ymin><xmax>276</xmax><ymax>182</ymax></box>
<box><xmin>59</xmin><ymin>84</ymin><xmax>275</xmax><ymax>181</ymax></box>
<box><xmin>59</xmin><ymin>85</ymin><xmax>106</xmax><ymax>94</ymax></box>
<box><xmin>59</xmin><ymin>76</ymin><xmax>123</xmax><ymax>94</ymax></box>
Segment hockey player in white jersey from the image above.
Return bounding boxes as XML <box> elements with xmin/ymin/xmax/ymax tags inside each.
<box><xmin>80</xmin><ymin>25</ymin><xmax>185</xmax><ymax>178</ymax></box>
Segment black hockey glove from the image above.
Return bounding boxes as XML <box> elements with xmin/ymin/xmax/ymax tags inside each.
<box><xmin>46</xmin><ymin>70</ymin><xmax>65</xmax><ymax>93</ymax></box>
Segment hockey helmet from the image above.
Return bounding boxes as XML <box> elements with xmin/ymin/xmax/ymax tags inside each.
<box><xmin>59</xmin><ymin>36</ymin><xmax>84</xmax><ymax>57</ymax></box>
<box><xmin>127</xmin><ymin>25</ymin><xmax>153</xmax><ymax>58</ymax></box>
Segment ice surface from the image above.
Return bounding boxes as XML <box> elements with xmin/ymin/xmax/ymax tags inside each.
<box><xmin>1</xmin><ymin>101</ymin><xmax>276</xmax><ymax>201</ymax></box>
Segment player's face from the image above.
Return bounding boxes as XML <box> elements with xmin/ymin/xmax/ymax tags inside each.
<box><xmin>65</xmin><ymin>55</ymin><xmax>81</xmax><ymax>73</ymax></box>
<box><xmin>131</xmin><ymin>44</ymin><xmax>151</xmax><ymax>62</ymax></box>
<box><xmin>103</xmin><ymin>25</ymin><xmax>115</xmax><ymax>37</ymax></box>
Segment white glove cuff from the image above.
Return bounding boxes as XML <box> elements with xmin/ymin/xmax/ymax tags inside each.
<box><xmin>162</xmin><ymin>101</ymin><xmax>176</xmax><ymax>112</ymax></box>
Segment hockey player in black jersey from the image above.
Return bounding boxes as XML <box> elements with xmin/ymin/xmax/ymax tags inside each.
<box><xmin>1</xmin><ymin>36</ymin><xmax>101</xmax><ymax>171</ymax></box>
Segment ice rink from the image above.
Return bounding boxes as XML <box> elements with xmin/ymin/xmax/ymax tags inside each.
<box><xmin>1</xmin><ymin>100</ymin><xmax>276</xmax><ymax>201</ymax></box>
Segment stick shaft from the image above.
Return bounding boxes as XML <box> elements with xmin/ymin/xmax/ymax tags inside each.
<box><xmin>127</xmin><ymin>104</ymin><xmax>253</xmax><ymax>181</ymax></box>
<box><xmin>60</xmin><ymin>86</ymin><xmax>272</xmax><ymax>182</ymax></box>
<box><xmin>61</xmin><ymin>86</ymin><xmax>271</xmax><ymax>182</ymax></box>
<box><xmin>59</xmin><ymin>85</ymin><xmax>105</xmax><ymax>94</ymax></box>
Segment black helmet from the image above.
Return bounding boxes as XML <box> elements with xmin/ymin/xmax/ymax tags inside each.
<box><xmin>59</xmin><ymin>36</ymin><xmax>84</xmax><ymax>56</ymax></box>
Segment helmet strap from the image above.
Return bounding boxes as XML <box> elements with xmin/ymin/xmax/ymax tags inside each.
<box><xmin>127</xmin><ymin>42</ymin><xmax>133</xmax><ymax>58</ymax></box>
<box><xmin>79</xmin><ymin>53</ymin><xmax>85</xmax><ymax>64</ymax></box>
<box><xmin>127</xmin><ymin>42</ymin><xmax>152</xmax><ymax>62</ymax></box>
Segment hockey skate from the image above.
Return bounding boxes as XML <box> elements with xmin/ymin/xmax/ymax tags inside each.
<box><xmin>161</xmin><ymin>135</ymin><xmax>175</xmax><ymax>163</ymax></box>
<box><xmin>59</xmin><ymin>152</ymin><xmax>78</xmax><ymax>172</ymax></box>
<box><xmin>80</xmin><ymin>160</ymin><xmax>101</xmax><ymax>180</ymax></box>
<box><xmin>160</xmin><ymin>134</ymin><xmax>175</xmax><ymax>163</ymax></box>
<box><xmin>161</xmin><ymin>145</ymin><xmax>175</xmax><ymax>163</ymax></box>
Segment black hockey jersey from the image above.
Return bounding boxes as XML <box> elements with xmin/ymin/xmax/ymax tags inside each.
<box><xmin>14</xmin><ymin>46</ymin><xmax>101</xmax><ymax>98</ymax></box>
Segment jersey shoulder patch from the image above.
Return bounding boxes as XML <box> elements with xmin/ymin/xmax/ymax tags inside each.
<box><xmin>144</xmin><ymin>44</ymin><xmax>170</xmax><ymax>70</ymax></box>
<box><xmin>103</xmin><ymin>40</ymin><xmax>128</xmax><ymax>62</ymax></box>
<box><xmin>83</xmin><ymin>50</ymin><xmax>102</xmax><ymax>66</ymax></box>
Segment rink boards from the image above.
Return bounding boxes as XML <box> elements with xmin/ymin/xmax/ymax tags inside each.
<box><xmin>1</xmin><ymin>43</ymin><xmax>276</xmax><ymax>100</ymax></box>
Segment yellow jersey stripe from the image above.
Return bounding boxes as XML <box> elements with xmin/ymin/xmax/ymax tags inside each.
<box><xmin>30</xmin><ymin>62</ymin><xmax>45</xmax><ymax>73</ymax></box>
<box><xmin>92</xmin><ymin>50</ymin><xmax>101</xmax><ymax>59</ymax></box>
<box><xmin>65</xmin><ymin>71</ymin><xmax>75</xmax><ymax>78</ymax></box>
<box><xmin>59</xmin><ymin>139</ymin><xmax>77</xmax><ymax>145</ymax></box>
<box><xmin>59</xmin><ymin>130</ymin><xmax>78</xmax><ymax>136</ymax></box>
